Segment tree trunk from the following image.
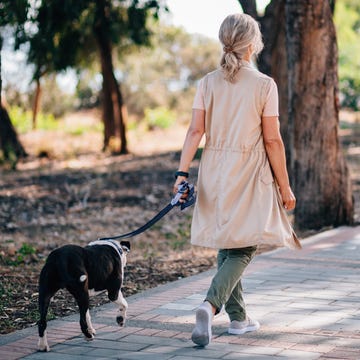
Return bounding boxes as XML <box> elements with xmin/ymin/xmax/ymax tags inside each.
<box><xmin>0</xmin><ymin>36</ymin><xmax>27</xmax><ymax>164</ymax></box>
<box><xmin>238</xmin><ymin>0</ymin><xmax>282</xmax><ymax>76</ymax></box>
<box><xmin>285</xmin><ymin>0</ymin><xmax>353</xmax><ymax>229</ymax></box>
<box><xmin>330</xmin><ymin>0</ymin><xmax>336</xmax><ymax>14</ymax></box>
<box><xmin>263</xmin><ymin>1</ymin><xmax>291</xmax><ymax>175</ymax></box>
<box><xmin>238</xmin><ymin>0</ymin><xmax>257</xmax><ymax>19</ymax></box>
<box><xmin>0</xmin><ymin>37</ymin><xmax>2</xmax><ymax>107</ymax></box>
<box><xmin>94</xmin><ymin>11</ymin><xmax>128</xmax><ymax>155</ymax></box>
<box><xmin>32</xmin><ymin>78</ymin><xmax>41</xmax><ymax>130</ymax></box>
<box><xmin>98</xmin><ymin>39</ymin><xmax>128</xmax><ymax>155</ymax></box>
<box><xmin>0</xmin><ymin>106</ymin><xmax>28</xmax><ymax>160</ymax></box>
<box><xmin>239</xmin><ymin>1</ymin><xmax>291</xmax><ymax>172</ymax></box>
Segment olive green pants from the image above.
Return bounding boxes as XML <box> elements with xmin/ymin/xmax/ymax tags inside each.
<box><xmin>205</xmin><ymin>246</ymin><xmax>257</xmax><ymax>322</ymax></box>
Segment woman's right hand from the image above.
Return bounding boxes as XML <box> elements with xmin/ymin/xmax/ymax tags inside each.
<box><xmin>279</xmin><ymin>185</ymin><xmax>296</xmax><ymax>211</ymax></box>
<box><xmin>173</xmin><ymin>176</ymin><xmax>191</xmax><ymax>204</ymax></box>
<box><xmin>173</xmin><ymin>176</ymin><xmax>188</xmax><ymax>195</ymax></box>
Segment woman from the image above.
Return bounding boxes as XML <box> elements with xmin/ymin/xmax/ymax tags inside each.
<box><xmin>173</xmin><ymin>13</ymin><xmax>301</xmax><ymax>347</ymax></box>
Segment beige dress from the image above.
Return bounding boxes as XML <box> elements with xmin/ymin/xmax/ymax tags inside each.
<box><xmin>191</xmin><ymin>61</ymin><xmax>299</xmax><ymax>250</ymax></box>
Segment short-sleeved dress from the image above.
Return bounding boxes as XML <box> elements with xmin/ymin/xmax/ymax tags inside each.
<box><xmin>191</xmin><ymin>60</ymin><xmax>299</xmax><ymax>250</ymax></box>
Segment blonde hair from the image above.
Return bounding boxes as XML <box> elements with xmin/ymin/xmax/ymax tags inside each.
<box><xmin>219</xmin><ymin>13</ymin><xmax>264</xmax><ymax>82</ymax></box>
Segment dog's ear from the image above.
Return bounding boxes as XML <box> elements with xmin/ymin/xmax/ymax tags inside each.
<box><xmin>120</xmin><ymin>241</ymin><xmax>131</xmax><ymax>252</ymax></box>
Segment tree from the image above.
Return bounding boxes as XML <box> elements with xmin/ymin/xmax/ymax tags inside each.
<box><xmin>238</xmin><ymin>0</ymin><xmax>290</xmax><ymax>166</ymax></box>
<box><xmin>239</xmin><ymin>0</ymin><xmax>353</xmax><ymax>229</ymax></box>
<box><xmin>117</xmin><ymin>23</ymin><xmax>220</xmax><ymax>121</ymax></box>
<box><xmin>285</xmin><ymin>0</ymin><xmax>353</xmax><ymax>228</ymax></box>
<box><xmin>27</xmin><ymin>0</ymin><xmax>163</xmax><ymax>154</ymax></box>
<box><xmin>334</xmin><ymin>0</ymin><xmax>360</xmax><ymax>110</ymax></box>
<box><xmin>0</xmin><ymin>0</ymin><xmax>28</xmax><ymax>164</ymax></box>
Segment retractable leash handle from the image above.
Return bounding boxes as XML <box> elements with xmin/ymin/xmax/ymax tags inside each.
<box><xmin>172</xmin><ymin>181</ymin><xmax>196</xmax><ymax>210</ymax></box>
<box><xmin>98</xmin><ymin>181</ymin><xmax>196</xmax><ymax>241</ymax></box>
<box><xmin>171</xmin><ymin>181</ymin><xmax>193</xmax><ymax>207</ymax></box>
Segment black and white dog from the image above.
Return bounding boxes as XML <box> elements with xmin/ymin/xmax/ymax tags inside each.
<box><xmin>37</xmin><ymin>239</ymin><xmax>130</xmax><ymax>352</ymax></box>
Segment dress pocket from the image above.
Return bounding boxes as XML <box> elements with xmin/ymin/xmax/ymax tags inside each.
<box><xmin>260</xmin><ymin>163</ymin><xmax>274</xmax><ymax>185</ymax></box>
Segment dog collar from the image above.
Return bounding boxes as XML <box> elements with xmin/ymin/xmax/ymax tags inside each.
<box><xmin>88</xmin><ymin>239</ymin><xmax>123</xmax><ymax>258</ymax></box>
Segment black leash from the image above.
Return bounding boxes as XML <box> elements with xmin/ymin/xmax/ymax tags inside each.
<box><xmin>98</xmin><ymin>181</ymin><xmax>196</xmax><ymax>241</ymax></box>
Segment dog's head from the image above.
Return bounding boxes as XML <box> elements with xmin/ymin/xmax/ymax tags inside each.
<box><xmin>120</xmin><ymin>241</ymin><xmax>131</xmax><ymax>254</ymax></box>
<box><xmin>112</xmin><ymin>240</ymin><xmax>130</xmax><ymax>267</ymax></box>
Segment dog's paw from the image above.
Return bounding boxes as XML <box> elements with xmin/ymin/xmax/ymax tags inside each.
<box><xmin>83</xmin><ymin>327</ymin><xmax>95</xmax><ymax>341</ymax></box>
<box><xmin>38</xmin><ymin>346</ymin><xmax>50</xmax><ymax>352</ymax></box>
<box><xmin>116</xmin><ymin>315</ymin><xmax>126</xmax><ymax>327</ymax></box>
<box><xmin>89</xmin><ymin>327</ymin><xmax>96</xmax><ymax>335</ymax></box>
<box><xmin>84</xmin><ymin>332</ymin><xmax>95</xmax><ymax>341</ymax></box>
<box><xmin>38</xmin><ymin>338</ymin><xmax>50</xmax><ymax>352</ymax></box>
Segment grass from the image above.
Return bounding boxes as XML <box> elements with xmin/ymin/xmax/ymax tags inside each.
<box><xmin>9</xmin><ymin>106</ymin><xmax>103</xmax><ymax>135</ymax></box>
<box><xmin>9</xmin><ymin>106</ymin><xmax>58</xmax><ymax>133</ymax></box>
<box><xmin>1</xmin><ymin>243</ymin><xmax>37</xmax><ymax>266</ymax></box>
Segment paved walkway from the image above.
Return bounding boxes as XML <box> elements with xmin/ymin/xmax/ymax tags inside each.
<box><xmin>0</xmin><ymin>226</ymin><xmax>359</xmax><ymax>360</ymax></box>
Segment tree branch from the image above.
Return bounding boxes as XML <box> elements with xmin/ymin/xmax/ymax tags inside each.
<box><xmin>237</xmin><ymin>0</ymin><xmax>258</xmax><ymax>19</ymax></box>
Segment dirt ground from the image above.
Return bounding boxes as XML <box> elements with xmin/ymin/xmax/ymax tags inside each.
<box><xmin>0</xmin><ymin>109</ymin><xmax>359</xmax><ymax>335</ymax></box>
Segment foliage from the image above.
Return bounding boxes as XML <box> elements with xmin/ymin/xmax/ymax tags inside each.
<box><xmin>8</xmin><ymin>105</ymin><xmax>103</xmax><ymax>136</ymax></box>
<box><xmin>75</xmin><ymin>69</ymin><xmax>101</xmax><ymax>109</ymax></box>
<box><xmin>3</xmin><ymin>3</ymin><xmax>219</xmax><ymax>135</ymax></box>
<box><xmin>21</xmin><ymin>0</ymin><xmax>166</xmax><ymax>154</ymax></box>
<box><xmin>0</xmin><ymin>0</ymin><xmax>29</xmax><ymax>45</ymax></box>
<box><xmin>4</xmin><ymin>70</ymin><xmax>78</xmax><ymax>119</ymax></box>
<box><xmin>0</xmin><ymin>243</ymin><xmax>36</xmax><ymax>266</ymax></box>
<box><xmin>117</xmin><ymin>22</ymin><xmax>220</xmax><ymax>123</ymax></box>
<box><xmin>4</xmin><ymin>20</ymin><xmax>219</xmax><ymax>136</ymax></box>
<box><xmin>144</xmin><ymin>106</ymin><xmax>176</xmax><ymax>130</ymax></box>
<box><xmin>9</xmin><ymin>106</ymin><xmax>58</xmax><ymax>133</ymax></box>
<box><xmin>39</xmin><ymin>75</ymin><xmax>77</xmax><ymax>117</ymax></box>
<box><xmin>25</xmin><ymin>0</ymin><xmax>164</xmax><ymax>79</ymax></box>
<box><xmin>18</xmin><ymin>243</ymin><xmax>36</xmax><ymax>255</ymax></box>
<box><xmin>334</xmin><ymin>0</ymin><xmax>360</xmax><ymax>110</ymax></box>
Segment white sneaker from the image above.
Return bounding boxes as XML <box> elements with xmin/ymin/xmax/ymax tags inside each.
<box><xmin>191</xmin><ymin>301</ymin><xmax>213</xmax><ymax>346</ymax></box>
<box><xmin>228</xmin><ymin>317</ymin><xmax>260</xmax><ymax>335</ymax></box>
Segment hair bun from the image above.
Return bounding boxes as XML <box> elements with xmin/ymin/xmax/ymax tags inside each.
<box><xmin>223</xmin><ymin>45</ymin><xmax>234</xmax><ymax>53</ymax></box>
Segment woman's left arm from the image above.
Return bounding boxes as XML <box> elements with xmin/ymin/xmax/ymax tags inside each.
<box><xmin>173</xmin><ymin>109</ymin><xmax>205</xmax><ymax>192</ymax></box>
<box><xmin>262</xmin><ymin>115</ymin><xmax>296</xmax><ymax>211</ymax></box>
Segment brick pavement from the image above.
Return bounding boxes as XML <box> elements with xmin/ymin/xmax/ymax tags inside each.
<box><xmin>0</xmin><ymin>226</ymin><xmax>359</xmax><ymax>360</ymax></box>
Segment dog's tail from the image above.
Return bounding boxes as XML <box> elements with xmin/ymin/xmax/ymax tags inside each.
<box><xmin>61</xmin><ymin>267</ymin><xmax>88</xmax><ymax>285</ymax></box>
<box><xmin>53</xmin><ymin>248</ymin><xmax>89</xmax><ymax>287</ymax></box>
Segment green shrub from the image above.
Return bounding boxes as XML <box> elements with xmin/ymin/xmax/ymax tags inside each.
<box><xmin>2</xmin><ymin>243</ymin><xmax>37</xmax><ymax>266</ymax></box>
<box><xmin>143</xmin><ymin>107</ymin><xmax>176</xmax><ymax>130</ymax></box>
<box><xmin>9</xmin><ymin>106</ymin><xmax>58</xmax><ymax>133</ymax></box>
<box><xmin>18</xmin><ymin>243</ymin><xmax>36</xmax><ymax>256</ymax></box>
<box><xmin>339</xmin><ymin>78</ymin><xmax>360</xmax><ymax>110</ymax></box>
